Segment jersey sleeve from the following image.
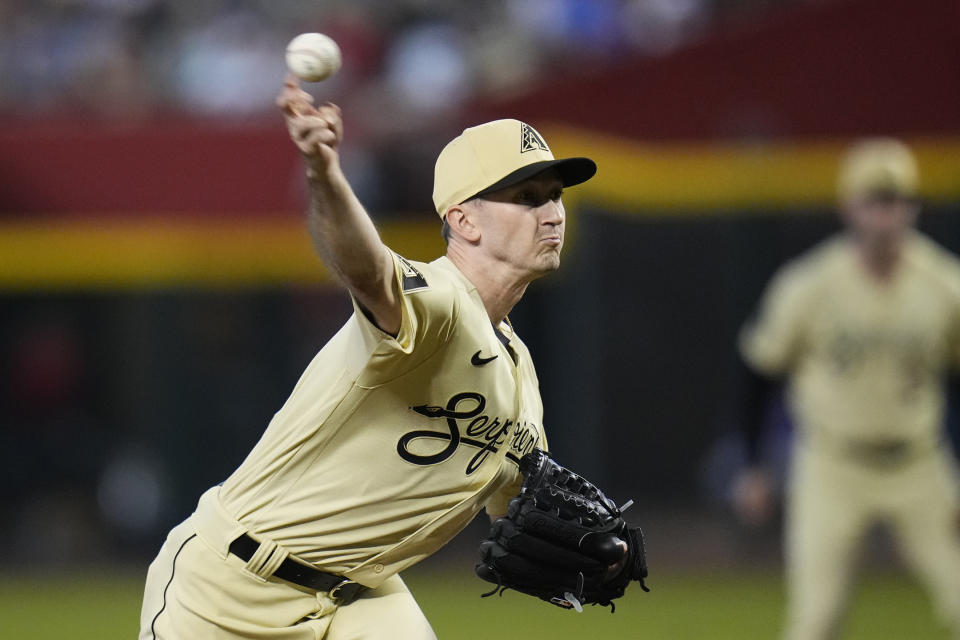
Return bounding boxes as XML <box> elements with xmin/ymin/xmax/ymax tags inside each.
<box><xmin>351</xmin><ymin>252</ymin><xmax>458</xmax><ymax>383</ymax></box>
<box><xmin>483</xmin><ymin>474</ymin><xmax>522</xmax><ymax>519</ymax></box>
<box><xmin>739</xmin><ymin>262</ymin><xmax>813</xmax><ymax>376</ymax></box>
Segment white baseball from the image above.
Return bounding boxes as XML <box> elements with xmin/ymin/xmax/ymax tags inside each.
<box><xmin>285</xmin><ymin>33</ymin><xmax>342</xmax><ymax>82</ymax></box>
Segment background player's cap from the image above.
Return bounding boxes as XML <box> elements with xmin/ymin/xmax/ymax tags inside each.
<box><xmin>837</xmin><ymin>138</ymin><xmax>919</xmax><ymax>200</ymax></box>
<box><xmin>432</xmin><ymin>119</ymin><xmax>597</xmax><ymax>218</ymax></box>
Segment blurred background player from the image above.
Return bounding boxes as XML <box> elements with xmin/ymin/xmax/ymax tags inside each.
<box><xmin>138</xmin><ymin>75</ymin><xmax>597</xmax><ymax>639</ymax></box>
<box><xmin>733</xmin><ymin>139</ymin><xmax>960</xmax><ymax>640</ymax></box>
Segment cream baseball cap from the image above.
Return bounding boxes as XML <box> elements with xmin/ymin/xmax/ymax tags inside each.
<box><xmin>837</xmin><ymin>138</ymin><xmax>919</xmax><ymax>200</ymax></box>
<box><xmin>432</xmin><ymin>119</ymin><xmax>597</xmax><ymax>217</ymax></box>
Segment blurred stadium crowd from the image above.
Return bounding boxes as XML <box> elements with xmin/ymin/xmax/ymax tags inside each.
<box><xmin>0</xmin><ymin>0</ymin><xmax>796</xmax><ymax>124</ymax></box>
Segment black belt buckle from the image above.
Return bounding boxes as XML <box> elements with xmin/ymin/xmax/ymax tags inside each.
<box><xmin>328</xmin><ymin>579</ymin><xmax>364</xmax><ymax>605</ymax></box>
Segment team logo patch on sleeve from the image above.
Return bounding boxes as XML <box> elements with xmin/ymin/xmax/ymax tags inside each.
<box><xmin>397</xmin><ymin>255</ymin><xmax>429</xmax><ymax>292</ymax></box>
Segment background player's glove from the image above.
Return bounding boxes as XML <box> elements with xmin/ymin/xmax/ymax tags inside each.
<box><xmin>475</xmin><ymin>449</ymin><xmax>649</xmax><ymax>612</ymax></box>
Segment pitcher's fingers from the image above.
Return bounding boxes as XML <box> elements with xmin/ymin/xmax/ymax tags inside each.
<box><xmin>277</xmin><ymin>86</ymin><xmax>316</xmax><ymax>117</ymax></box>
<box><xmin>287</xmin><ymin>121</ymin><xmax>325</xmax><ymax>147</ymax></box>
<box><xmin>280</xmin><ymin>95</ymin><xmax>316</xmax><ymax>117</ymax></box>
<box><xmin>289</xmin><ymin>114</ymin><xmax>330</xmax><ymax>136</ymax></box>
<box><xmin>292</xmin><ymin>136</ymin><xmax>314</xmax><ymax>155</ymax></box>
<box><xmin>277</xmin><ymin>74</ymin><xmax>300</xmax><ymax>111</ymax></box>
<box><xmin>318</xmin><ymin>103</ymin><xmax>343</xmax><ymax>140</ymax></box>
<box><xmin>289</xmin><ymin>122</ymin><xmax>334</xmax><ymax>153</ymax></box>
<box><xmin>301</xmin><ymin>127</ymin><xmax>338</xmax><ymax>150</ymax></box>
<box><xmin>276</xmin><ymin>91</ymin><xmax>301</xmax><ymax>115</ymax></box>
<box><xmin>286</xmin><ymin>119</ymin><xmax>309</xmax><ymax>142</ymax></box>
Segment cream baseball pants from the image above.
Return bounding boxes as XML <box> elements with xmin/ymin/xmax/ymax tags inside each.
<box><xmin>782</xmin><ymin>443</ymin><xmax>960</xmax><ymax>640</ymax></box>
<box><xmin>139</xmin><ymin>488</ymin><xmax>437</xmax><ymax>640</ymax></box>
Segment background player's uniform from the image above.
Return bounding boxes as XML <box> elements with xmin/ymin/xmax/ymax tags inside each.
<box><xmin>740</xmin><ymin>231</ymin><xmax>960</xmax><ymax>640</ymax></box>
<box><xmin>140</xmin><ymin>252</ymin><xmax>547</xmax><ymax>639</ymax></box>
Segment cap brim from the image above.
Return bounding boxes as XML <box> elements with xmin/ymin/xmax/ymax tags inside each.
<box><xmin>469</xmin><ymin>157</ymin><xmax>597</xmax><ymax>201</ymax></box>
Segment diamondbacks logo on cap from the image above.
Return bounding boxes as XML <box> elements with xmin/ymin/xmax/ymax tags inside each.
<box><xmin>520</xmin><ymin>123</ymin><xmax>549</xmax><ymax>154</ymax></box>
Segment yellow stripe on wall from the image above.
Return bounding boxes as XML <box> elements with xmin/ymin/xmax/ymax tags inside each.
<box><xmin>0</xmin><ymin>217</ymin><xmax>445</xmax><ymax>291</ymax></box>
<box><xmin>2</xmin><ymin>134</ymin><xmax>959</xmax><ymax>290</ymax></box>
<box><xmin>543</xmin><ymin>128</ymin><xmax>960</xmax><ymax>212</ymax></box>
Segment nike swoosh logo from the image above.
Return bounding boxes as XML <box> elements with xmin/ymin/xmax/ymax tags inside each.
<box><xmin>471</xmin><ymin>351</ymin><xmax>499</xmax><ymax>366</ymax></box>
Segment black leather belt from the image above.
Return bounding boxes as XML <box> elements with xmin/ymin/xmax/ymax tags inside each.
<box><xmin>228</xmin><ymin>533</ymin><xmax>365</xmax><ymax>604</ymax></box>
<box><xmin>844</xmin><ymin>438</ymin><xmax>914</xmax><ymax>467</ymax></box>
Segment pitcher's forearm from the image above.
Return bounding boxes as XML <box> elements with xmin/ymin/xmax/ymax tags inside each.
<box><xmin>306</xmin><ymin>169</ymin><xmax>399</xmax><ymax>333</ymax></box>
<box><xmin>306</xmin><ymin>171</ymin><xmax>389</xmax><ymax>288</ymax></box>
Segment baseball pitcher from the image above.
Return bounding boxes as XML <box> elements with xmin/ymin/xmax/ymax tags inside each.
<box><xmin>138</xmin><ymin>75</ymin><xmax>648</xmax><ymax>640</ymax></box>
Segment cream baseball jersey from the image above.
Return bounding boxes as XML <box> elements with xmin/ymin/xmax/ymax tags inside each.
<box><xmin>740</xmin><ymin>232</ymin><xmax>960</xmax><ymax>447</ymax></box>
<box><xmin>218</xmin><ymin>253</ymin><xmax>546</xmax><ymax>588</ymax></box>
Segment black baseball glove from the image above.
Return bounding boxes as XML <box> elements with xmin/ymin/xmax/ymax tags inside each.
<box><xmin>476</xmin><ymin>449</ymin><xmax>649</xmax><ymax>612</ymax></box>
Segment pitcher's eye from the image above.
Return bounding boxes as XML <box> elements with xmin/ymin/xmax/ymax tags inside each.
<box><xmin>514</xmin><ymin>191</ymin><xmax>535</xmax><ymax>205</ymax></box>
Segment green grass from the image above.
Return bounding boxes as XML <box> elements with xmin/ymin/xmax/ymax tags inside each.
<box><xmin>0</xmin><ymin>567</ymin><xmax>950</xmax><ymax>639</ymax></box>
<box><xmin>409</xmin><ymin>568</ymin><xmax>951</xmax><ymax>640</ymax></box>
<box><xmin>0</xmin><ymin>568</ymin><xmax>147</xmax><ymax>639</ymax></box>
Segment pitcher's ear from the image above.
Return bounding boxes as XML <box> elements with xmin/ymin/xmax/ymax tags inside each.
<box><xmin>445</xmin><ymin>202</ymin><xmax>482</xmax><ymax>243</ymax></box>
